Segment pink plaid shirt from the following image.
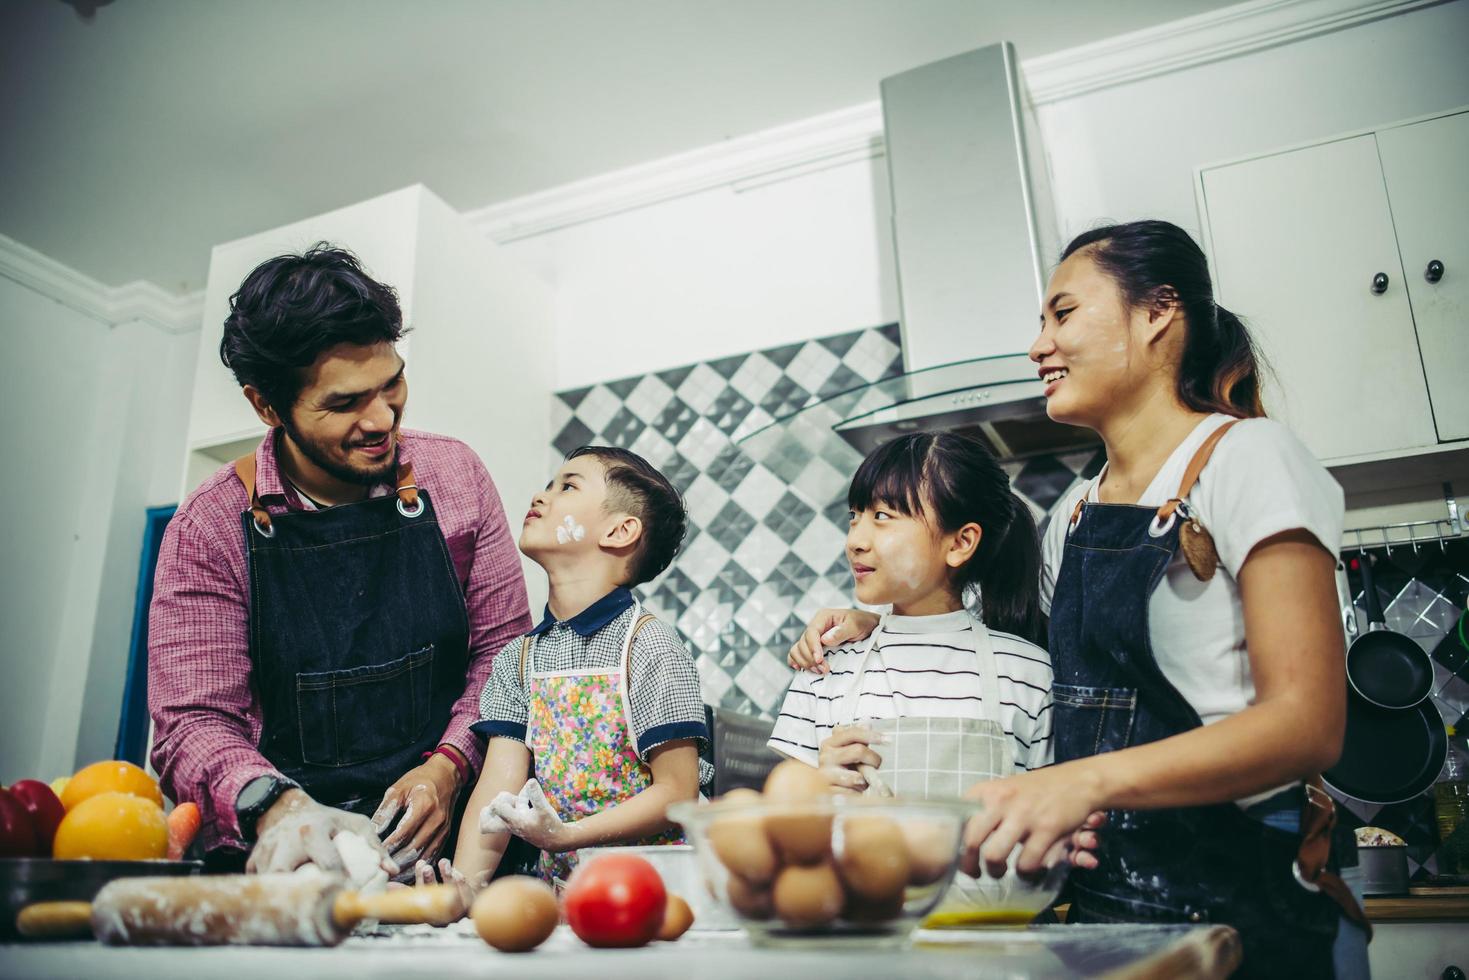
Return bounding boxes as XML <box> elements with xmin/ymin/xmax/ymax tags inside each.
<box><xmin>148</xmin><ymin>428</ymin><xmax>531</xmax><ymax>852</ymax></box>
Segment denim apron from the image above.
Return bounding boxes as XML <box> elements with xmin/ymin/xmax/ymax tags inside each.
<box><xmin>235</xmin><ymin>449</ymin><xmax>471</xmax><ymax>826</ymax></box>
<box><xmin>518</xmin><ymin>600</ymin><xmax>683</xmax><ymax>883</ymax></box>
<box><xmin>1049</xmin><ymin>421</ymin><xmax>1346</xmax><ymax>978</ymax></box>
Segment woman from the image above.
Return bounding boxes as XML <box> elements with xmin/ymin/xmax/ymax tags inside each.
<box><xmin>791</xmin><ymin>221</ymin><xmax>1366</xmax><ymax>978</ymax></box>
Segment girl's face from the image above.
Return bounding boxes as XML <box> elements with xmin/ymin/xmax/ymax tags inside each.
<box><xmin>1028</xmin><ymin>249</ymin><xmax>1164</xmax><ymax>429</ymax></box>
<box><xmin>846</xmin><ymin>500</ymin><xmax>977</xmax><ymax>615</ymax></box>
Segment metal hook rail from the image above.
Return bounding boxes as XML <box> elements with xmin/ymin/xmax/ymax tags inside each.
<box><xmin>1342</xmin><ymin>483</ymin><xmax>1465</xmax><ymax>556</ymax></box>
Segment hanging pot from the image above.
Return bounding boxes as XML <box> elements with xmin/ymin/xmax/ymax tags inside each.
<box><xmin>1345</xmin><ymin>553</ymin><xmax>1433</xmax><ymax>709</ymax></box>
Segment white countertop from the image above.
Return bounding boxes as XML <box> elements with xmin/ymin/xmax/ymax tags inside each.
<box><xmin>1</xmin><ymin>921</ymin><xmax>1235</xmax><ymax>979</ymax></box>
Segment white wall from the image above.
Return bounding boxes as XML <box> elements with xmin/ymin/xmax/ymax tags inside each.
<box><xmin>500</xmin><ymin>1</ymin><xmax>1469</xmax><ymax>394</ymax></box>
<box><xmin>0</xmin><ymin>274</ymin><xmax>196</xmax><ymax>783</ymax></box>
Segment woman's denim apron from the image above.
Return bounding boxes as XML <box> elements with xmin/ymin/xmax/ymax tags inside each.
<box><xmin>1048</xmin><ymin>421</ymin><xmax>1350</xmax><ymax>978</ymax></box>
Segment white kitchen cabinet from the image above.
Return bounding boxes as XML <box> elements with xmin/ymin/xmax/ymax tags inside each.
<box><xmin>1378</xmin><ymin>112</ymin><xmax>1469</xmax><ymax>443</ymax></box>
<box><xmin>182</xmin><ymin>184</ymin><xmax>555</xmax><ymax>611</ymax></box>
<box><xmin>1197</xmin><ymin>109</ymin><xmax>1467</xmax><ymax>466</ymax></box>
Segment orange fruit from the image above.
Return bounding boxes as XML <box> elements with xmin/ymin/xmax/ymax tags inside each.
<box><xmin>53</xmin><ymin>792</ymin><xmax>167</xmax><ymax>860</ymax></box>
<box><xmin>61</xmin><ymin>761</ymin><xmax>161</xmax><ymax>812</ymax></box>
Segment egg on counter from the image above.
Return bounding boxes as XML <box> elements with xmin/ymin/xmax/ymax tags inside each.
<box><xmin>762</xmin><ymin>760</ymin><xmax>833</xmax><ymax>865</ymax></box>
<box><xmin>471</xmin><ymin>876</ymin><xmax>559</xmax><ymax>952</ymax></box>
<box><xmin>657</xmin><ymin>893</ymin><xmax>694</xmax><ymax>941</ymax></box>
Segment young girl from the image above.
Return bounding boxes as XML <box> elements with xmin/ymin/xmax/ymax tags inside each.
<box><xmin>791</xmin><ymin>222</ymin><xmax>1366</xmax><ymax>978</ymax></box>
<box><xmin>767</xmin><ymin>432</ymin><xmax>1053</xmax><ymax>797</ymax></box>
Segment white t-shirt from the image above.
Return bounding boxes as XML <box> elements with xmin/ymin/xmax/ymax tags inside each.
<box><xmin>1041</xmin><ymin>413</ymin><xmax>1344</xmax><ymax>733</ymax></box>
<box><xmin>767</xmin><ymin>610</ymin><xmax>1054</xmax><ymax>773</ymax></box>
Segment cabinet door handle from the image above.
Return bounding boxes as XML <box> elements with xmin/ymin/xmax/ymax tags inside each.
<box><xmin>1425</xmin><ymin>259</ymin><xmax>1444</xmax><ymax>284</ymax></box>
<box><xmin>1371</xmin><ymin>272</ymin><xmax>1390</xmax><ymax>295</ymax></box>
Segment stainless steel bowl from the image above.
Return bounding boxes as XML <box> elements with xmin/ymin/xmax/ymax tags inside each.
<box><xmin>1</xmin><ymin>858</ymin><xmax>203</xmax><ymax>939</ymax></box>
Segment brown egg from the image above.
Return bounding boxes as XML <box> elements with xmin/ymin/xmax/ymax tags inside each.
<box><xmin>772</xmin><ymin>862</ymin><xmax>845</xmax><ymax>928</ymax></box>
<box><xmin>720</xmin><ymin>787</ymin><xmax>763</xmax><ymax>804</ymax></box>
<box><xmin>471</xmin><ymin>876</ymin><xmax>559</xmax><ymax>953</ymax></box>
<box><xmin>900</xmin><ymin>819</ymin><xmax>955</xmax><ymax>886</ymax></box>
<box><xmin>726</xmin><ymin>873</ymin><xmax>774</xmax><ymax>919</ymax></box>
<box><xmin>762</xmin><ymin>760</ymin><xmax>833</xmax><ymax>865</ymax></box>
<box><xmin>835</xmin><ymin>815</ymin><xmax>910</xmax><ymax>903</ymax></box>
<box><xmin>708</xmin><ymin>795</ymin><xmax>777</xmax><ymax>885</ymax></box>
<box><xmin>657</xmin><ymin>893</ymin><xmax>694</xmax><ymax>941</ymax></box>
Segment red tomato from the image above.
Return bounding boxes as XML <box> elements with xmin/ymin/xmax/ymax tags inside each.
<box><xmin>563</xmin><ymin>854</ymin><xmax>667</xmax><ymax>948</ymax></box>
<box><xmin>9</xmin><ymin>781</ymin><xmax>65</xmax><ymax>854</ymax></box>
<box><xmin>0</xmin><ymin>787</ymin><xmax>41</xmax><ymax>858</ymax></box>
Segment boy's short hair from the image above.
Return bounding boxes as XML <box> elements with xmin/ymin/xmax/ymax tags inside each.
<box><xmin>567</xmin><ymin>446</ymin><xmax>687</xmax><ymax>586</ymax></box>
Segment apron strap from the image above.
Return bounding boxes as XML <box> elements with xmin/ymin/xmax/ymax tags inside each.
<box><xmin>841</xmin><ymin>615</ymin><xmax>888</xmax><ymax>723</ymax></box>
<box><xmin>619</xmin><ymin>604</ymin><xmax>655</xmax><ymax>756</ymax></box>
<box><xmin>233</xmin><ymin>453</ymin><xmax>273</xmax><ymax>533</ymax></box>
<box><xmin>968</xmin><ymin>615</ymin><xmax>1003</xmax><ymax>728</ymax></box>
<box><xmin>518</xmin><ymin>634</ymin><xmax>533</xmax><ymax>689</ymax></box>
<box><xmin>1296</xmin><ymin>776</ymin><xmax>1372</xmax><ymax>936</ymax></box>
<box><xmin>1156</xmin><ymin>419</ymin><xmax>1242</xmax><ymax>522</ymax></box>
<box><xmin>233</xmin><ymin>451</ymin><xmax>421</xmax><ymax>530</ymax></box>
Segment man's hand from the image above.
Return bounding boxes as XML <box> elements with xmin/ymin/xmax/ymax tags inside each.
<box><xmin>482</xmin><ymin>778</ymin><xmax>568</xmax><ymax>851</ymax></box>
<box><xmin>816</xmin><ymin>725</ymin><xmax>882</xmax><ymax>793</ymax></box>
<box><xmin>373</xmin><ymin>752</ymin><xmax>464</xmax><ymax>871</ymax></box>
<box><xmin>788</xmin><ymin>609</ymin><xmax>880</xmax><ymax>673</ymax></box>
<box><xmin>247</xmin><ymin>789</ymin><xmax>397</xmax><ymax>876</ymax></box>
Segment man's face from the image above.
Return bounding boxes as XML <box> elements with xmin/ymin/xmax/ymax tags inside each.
<box><xmin>279</xmin><ymin>341</ymin><xmax>408</xmax><ymax>486</ymax></box>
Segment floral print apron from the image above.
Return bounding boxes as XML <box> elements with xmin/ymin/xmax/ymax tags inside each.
<box><xmin>521</xmin><ymin>599</ymin><xmax>684</xmax><ymax>882</ymax></box>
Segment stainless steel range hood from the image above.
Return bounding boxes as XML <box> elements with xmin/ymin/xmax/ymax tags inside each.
<box><xmin>829</xmin><ymin>42</ymin><xmax>1097</xmax><ymax>461</ymax></box>
<box><xmin>736</xmin><ymin>43</ymin><xmax>1097</xmax><ymax>481</ymax></box>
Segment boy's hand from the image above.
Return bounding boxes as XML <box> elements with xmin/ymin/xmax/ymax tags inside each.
<box><xmin>788</xmin><ymin>609</ymin><xmax>880</xmax><ymax>673</ymax></box>
<box><xmin>816</xmin><ymin>725</ymin><xmax>883</xmax><ymax>794</ymax></box>
<box><xmin>484</xmin><ymin>778</ymin><xmax>568</xmax><ymax>851</ymax></box>
<box><xmin>414</xmin><ymin>857</ymin><xmax>485</xmax><ymax>922</ymax></box>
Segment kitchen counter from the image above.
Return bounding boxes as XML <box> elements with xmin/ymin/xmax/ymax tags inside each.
<box><xmin>1</xmin><ymin>922</ymin><xmax>1238</xmax><ymax>979</ymax></box>
<box><xmin>1365</xmin><ymin>886</ymin><xmax>1469</xmax><ymax>921</ymax></box>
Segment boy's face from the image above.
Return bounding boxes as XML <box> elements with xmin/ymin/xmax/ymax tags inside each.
<box><xmin>520</xmin><ymin>456</ymin><xmax>620</xmax><ymax>560</ymax></box>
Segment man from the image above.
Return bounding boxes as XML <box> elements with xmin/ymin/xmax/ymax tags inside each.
<box><xmin>148</xmin><ymin>244</ymin><xmax>531</xmax><ymax>875</ymax></box>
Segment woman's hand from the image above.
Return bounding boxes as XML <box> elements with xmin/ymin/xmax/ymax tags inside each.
<box><xmin>788</xmin><ymin>609</ymin><xmax>881</xmax><ymax>673</ymax></box>
<box><xmin>815</xmin><ymin>725</ymin><xmax>882</xmax><ymax>793</ymax></box>
<box><xmin>960</xmin><ymin>762</ymin><xmax>1108</xmax><ymax>878</ymax></box>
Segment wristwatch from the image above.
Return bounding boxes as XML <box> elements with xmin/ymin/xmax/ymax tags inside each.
<box><xmin>235</xmin><ymin>774</ymin><xmax>298</xmax><ymax>842</ymax></box>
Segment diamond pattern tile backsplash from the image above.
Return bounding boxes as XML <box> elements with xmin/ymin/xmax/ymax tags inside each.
<box><xmin>550</xmin><ymin>323</ymin><xmax>1469</xmax><ymax>877</ymax></box>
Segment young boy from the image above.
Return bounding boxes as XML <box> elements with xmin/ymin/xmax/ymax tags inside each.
<box><xmin>421</xmin><ymin>446</ymin><xmax>708</xmax><ymax>900</ymax></box>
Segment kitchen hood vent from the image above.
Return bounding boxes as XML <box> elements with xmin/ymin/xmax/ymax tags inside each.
<box><xmin>739</xmin><ymin>43</ymin><xmax>1099</xmax><ymax>472</ymax></box>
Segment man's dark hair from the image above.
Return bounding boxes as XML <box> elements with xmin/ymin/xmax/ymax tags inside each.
<box><xmin>567</xmin><ymin>446</ymin><xmax>687</xmax><ymax>587</ymax></box>
<box><xmin>220</xmin><ymin>243</ymin><xmax>405</xmax><ymax>412</ymax></box>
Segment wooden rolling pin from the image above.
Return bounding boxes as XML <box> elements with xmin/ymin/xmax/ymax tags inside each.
<box><xmin>16</xmin><ymin>874</ymin><xmax>461</xmax><ymax>946</ymax></box>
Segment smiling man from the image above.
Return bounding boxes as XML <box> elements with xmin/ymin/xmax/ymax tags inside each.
<box><xmin>147</xmin><ymin>245</ymin><xmax>531</xmax><ymax>876</ymax></box>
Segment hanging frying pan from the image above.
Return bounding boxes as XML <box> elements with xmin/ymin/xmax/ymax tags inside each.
<box><xmin>1325</xmin><ymin>693</ymin><xmax>1447</xmax><ymax>804</ymax></box>
<box><xmin>1345</xmin><ymin>553</ymin><xmax>1434</xmax><ymax>709</ymax></box>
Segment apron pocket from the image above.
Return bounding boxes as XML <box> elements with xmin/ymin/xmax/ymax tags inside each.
<box><xmin>296</xmin><ymin>645</ymin><xmax>434</xmax><ymax>768</ymax></box>
<box><xmin>1052</xmin><ymin>683</ymin><xmax>1137</xmax><ymax>760</ymax></box>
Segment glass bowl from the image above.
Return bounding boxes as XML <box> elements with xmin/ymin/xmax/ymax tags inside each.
<box><xmin>923</xmin><ymin>859</ymin><xmax>1069</xmax><ymax>928</ymax></box>
<box><xmin>668</xmin><ymin>796</ymin><xmax>976</xmax><ymax>948</ymax></box>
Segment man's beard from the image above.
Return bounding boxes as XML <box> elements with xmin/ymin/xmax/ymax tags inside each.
<box><xmin>280</xmin><ymin>418</ymin><xmax>398</xmax><ymax>487</ymax></box>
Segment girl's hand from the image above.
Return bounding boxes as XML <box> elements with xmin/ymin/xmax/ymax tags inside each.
<box><xmin>414</xmin><ymin>857</ymin><xmax>484</xmax><ymax>921</ymax></box>
<box><xmin>816</xmin><ymin>725</ymin><xmax>882</xmax><ymax>793</ymax></box>
<box><xmin>485</xmin><ymin>778</ymin><xmax>569</xmax><ymax>851</ymax></box>
<box><xmin>959</xmin><ymin>762</ymin><xmax>1107</xmax><ymax>878</ymax></box>
<box><xmin>788</xmin><ymin>609</ymin><xmax>881</xmax><ymax>673</ymax></box>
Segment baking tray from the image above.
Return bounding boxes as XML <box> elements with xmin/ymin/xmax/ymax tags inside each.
<box><xmin>1</xmin><ymin>858</ymin><xmax>203</xmax><ymax>940</ymax></box>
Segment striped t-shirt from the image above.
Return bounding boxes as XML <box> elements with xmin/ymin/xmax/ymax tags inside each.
<box><xmin>767</xmin><ymin>610</ymin><xmax>1054</xmax><ymax>773</ymax></box>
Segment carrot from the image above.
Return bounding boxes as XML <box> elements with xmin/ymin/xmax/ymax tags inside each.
<box><xmin>166</xmin><ymin>801</ymin><xmax>200</xmax><ymax>860</ymax></box>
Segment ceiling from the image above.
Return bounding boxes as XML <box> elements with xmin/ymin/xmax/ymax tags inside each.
<box><xmin>0</xmin><ymin>0</ymin><xmax>1238</xmax><ymax>293</ymax></box>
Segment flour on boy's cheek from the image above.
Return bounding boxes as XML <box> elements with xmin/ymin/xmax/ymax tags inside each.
<box><xmin>554</xmin><ymin>515</ymin><xmax>587</xmax><ymax>545</ymax></box>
